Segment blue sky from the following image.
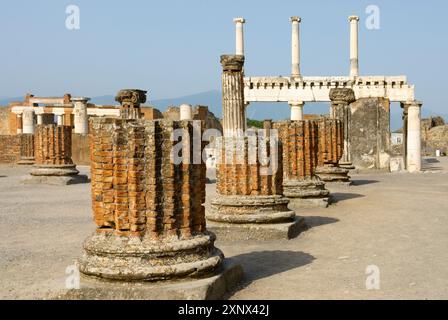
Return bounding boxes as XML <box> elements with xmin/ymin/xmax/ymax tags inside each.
<box><xmin>0</xmin><ymin>0</ymin><xmax>447</xmax><ymax>118</ymax></box>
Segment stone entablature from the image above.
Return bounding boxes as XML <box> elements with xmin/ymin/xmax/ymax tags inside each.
<box><xmin>244</xmin><ymin>76</ymin><xmax>415</xmax><ymax>103</ymax></box>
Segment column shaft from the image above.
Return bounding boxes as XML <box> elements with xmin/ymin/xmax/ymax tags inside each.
<box><xmin>290</xmin><ymin>102</ymin><xmax>304</xmax><ymax>121</ymax></box>
<box><xmin>349</xmin><ymin>16</ymin><xmax>359</xmax><ymax>77</ymax></box>
<box><xmin>233</xmin><ymin>18</ymin><xmax>245</xmax><ymax>56</ymax></box>
<box><xmin>290</xmin><ymin>17</ymin><xmax>301</xmax><ymax>77</ymax></box>
<box><xmin>406</xmin><ymin>101</ymin><xmax>422</xmax><ymax>172</ymax></box>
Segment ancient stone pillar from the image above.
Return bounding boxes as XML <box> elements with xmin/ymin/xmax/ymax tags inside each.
<box><xmin>349</xmin><ymin>15</ymin><xmax>359</xmax><ymax>77</ymax></box>
<box><xmin>16</xmin><ymin>113</ymin><xmax>23</xmax><ymax>134</ymax></box>
<box><xmin>115</xmin><ymin>89</ymin><xmax>147</xmax><ymax>119</ymax></box>
<box><xmin>221</xmin><ymin>55</ymin><xmax>246</xmax><ymax>137</ymax></box>
<box><xmin>72</xmin><ymin>97</ymin><xmax>90</xmax><ymax>134</ymax></box>
<box><xmin>17</xmin><ymin>134</ymin><xmax>35</xmax><ymax>165</ymax></box>
<box><xmin>75</xmin><ymin>118</ymin><xmax>242</xmax><ymax>299</ymax></box>
<box><xmin>274</xmin><ymin>120</ymin><xmax>330</xmax><ymax>208</ymax></box>
<box><xmin>290</xmin><ymin>16</ymin><xmax>301</xmax><ymax>78</ymax></box>
<box><xmin>233</xmin><ymin>17</ymin><xmax>245</xmax><ymax>56</ymax></box>
<box><xmin>22</xmin><ymin>109</ymin><xmax>35</xmax><ymax>134</ymax></box>
<box><xmin>56</xmin><ymin>113</ymin><xmax>64</xmax><ymax>126</ymax></box>
<box><xmin>315</xmin><ymin>118</ymin><xmax>351</xmax><ymax>184</ymax></box>
<box><xmin>329</xmin><ymin>88</ymin><xmax>356</xmax><ymax>169</ymax></box>
<box><xmin>406</xmin><ymin>101</ymin><xmax>422</xmax><ymax>173</ymax></box>
<box><xmin>36</xmin><ymin>112</ymin><xmax>43</xmax><ymax>125</ymax></box>
<box><xmin>22</xmin><ymin>124</ymin><xmax>87</xmax><ymax>185</ymax></box>
<box><xmin>401</xmin><ymin>103</ymin><xmax>409</xmax><ymax>169</ymax></box>
<box><xmin>207</xmin><ymin>130</ymin><xmax>304</xmax><ymax>240</ymax></box>
<box><xmin>289</xmin><ymin>101</ymin><xmax>304</xmax><ymax>121</ymax></box>
<box><xmin>180</xmin><ymin>103</ymin><xmax>193</xmax><ymax>120</ymax></box>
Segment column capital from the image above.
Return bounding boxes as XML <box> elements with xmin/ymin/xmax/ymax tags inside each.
<box><xmin>233</xmin><ymin>17</ymin><xmax>245</xmax><ymax>24</ymax></box>
<box><xmin>329</xmin><ymin>88</ymin><xmax>356</xmax><ymax>104</ymax></box>
<box><xmin>403</xmin><ymin>100</ymin><xmax>423</xmax><ymax>108</ymax></box>
<box><xmin>72</xmin><ymin>97</ymin><xmax>91</xmax><ymax>103</ymax></box>
<box><xmin>288</xmin><ymin>101</ymin><xmax>304</xmax><ymax>107</ymax></box>
<box><xmin>220</xmin><ymin>54</ymin><xmax>244</xmax><ymax>71</ymax></box>
<box><xmin>290</xmin><ymin>16</ymin><xmax>301</xmax><ymax>23</ymax></box>
<box><xmin>348</xmin><ymin>15</ymin><xmax>360</xmax><ymax>22</ymax></box>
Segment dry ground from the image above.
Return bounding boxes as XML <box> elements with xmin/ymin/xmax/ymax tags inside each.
<box><xmin>1</xmin><ymin>157</ymin><xmax>447</xmax><ymax>299</ymax></box>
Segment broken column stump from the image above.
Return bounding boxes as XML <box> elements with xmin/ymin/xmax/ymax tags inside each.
<box><xmin>315</xmin><ymin>118</ymin><xmax>351</xmax><ymax>185</ymax></box>
<box><xmin>274</xmin><ymin>120</ymin><xmax>330</xmax><ymax>208</ymax></box>
<box><xmin>21</xmin><ymin>124</ymin><xmax>88</xmax><ymax>185</ymax></box>
<box><xmin>72</xmin><ymin>118</ymin><xmax>242</xmax><ymax>300</ymax></box>
<box><xmin>206</xmin><ymin>133</ymin><xmax>306</xmax><ymax>240</ymax></box>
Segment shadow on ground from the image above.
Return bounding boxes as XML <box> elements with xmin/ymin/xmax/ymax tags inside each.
<box><xmin>330</xmin><ymin>192</ymin><xmax>365</xmax><ymax>204</ymax></box>
<box><xmin>230</xmin><ymin>250</ymin><xmax>315</xmax><ymax>280</ymax></box>
<box><xmin>303</xmin><ymin>216</ymin><xmax>339</xmax><ymax>228</ymax></box>
<box><xmin>225</xmin><ymin>250</ymin><xmax>314</xmax><ymax>298</ymax></box>
<box><xmin>0</xmin><ymin>175</ymin><xmax>6</xmax><ymax>178</ymax></box>
<box><xmin>351</xmin><ymin>179</ymin><xmax>379</xmax><ymax>186</ymax></box>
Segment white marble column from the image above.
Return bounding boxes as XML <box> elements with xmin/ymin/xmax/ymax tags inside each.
<box><xmin>180</xmin><ymin>103</ymin><xmax>193</xmax><ymax>121</ymax></box>
<box><xmin>16</xmin><ymin>113</ymin><xmax>23</xmax><ymax>134</ymax></box>
<box><xmin>22</xmin><ymin>109</ymin><xmax>35</xmax><ymax>134</ymax></box>
<box><xmin>289</xmin><ymin>102</ymin><xmax>304</xmax><ymax>121</ymax></box>
<box><xmin>290</xmin><ymin>16</ymin><xmax>301</xmax><ymax>78</ymax></box>
<box><xmin>72</xmin><ymin>97</ymin><xmax>90</xmax><ymax>134</ymax></box>
<box><xmin>406</xmin><ymin>101</ymin><xmax>422</xmax><ymax>173</ymax></box>
<box><xmin>233</xmin><ymin>18</ymin><xmax>245</xmax><ymax>56</ymax></box>
<box><xmin>349</xmin><ymin>16</ymin><xmax>359</xmax><ymax>77</ymax></box>
<box><xmin>56</xmin><ymin>113</ymin><xmax>64</xmax><ymax>126</ymax></box>
<box><xmin>37</xmin><ymin>113</ymin><xmax>43</xmax><ymax>125</ymax></box>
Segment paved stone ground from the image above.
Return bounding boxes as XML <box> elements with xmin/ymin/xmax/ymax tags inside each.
<box><xmin>1</xmin><ymin>158</ymin><xmax>447</xmax><ymax>299</ymax></box>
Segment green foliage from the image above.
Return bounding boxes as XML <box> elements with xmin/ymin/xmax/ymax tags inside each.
<box><xmin>246</xmin><ymin>119</ymin><xmax>264</xmax><ymax>129</ymax></box>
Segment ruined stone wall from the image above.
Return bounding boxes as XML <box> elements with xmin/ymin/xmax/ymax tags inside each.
<box><xmin>317</xmin><ymin>118</ymin><xmax>344</xmax><ymax>166</ymax></box>
<box><xmin>425</xmin><ymin>125</ymin><xmax>448</xmax><ymax>155</ymax></box>
<box><xmin>20</xmin><ymin>134</ymin><xmax>34</xmax><ymax>159</ymax></box>
<box><xmin>0</xmin><ymin>135</ymin><xmax>21</xmax><ymax>163</ymax></box>
<box><xmin>89</xmin><ymin>118</ymin><xmax>206</xmax><ymax>239</ymax></box>
<box><xmin>0</xmin><ymin>134</ymin><xmax>34</xmax><ymax>164</ymax></box>
<box><xmin>0</xmin><ymin>108</ymin><xmax>10</xmax><ymax>135</ymax></box>
<box><xmin>273</xmin><ymin>120</ymin><xmax>319</xmax><ymax>180</ymax></box>
<box><xmin>349</xmin><ymin>98</ymin><xmax>391</xmax><ymax>170</ymax></box>
<box><xmin>34</xmin><ymin>125</ymin><xmax>73</xmax><ymax>165</ymax></box>
<box><xmin>72</xmin><ymin>133</ymin><xmax>90</xmax><ymax>165</ymax></box>
<box><xmin>216</xmin><ymin>133</ymin><xmax>283</xmax><ymax>196</ymax></box>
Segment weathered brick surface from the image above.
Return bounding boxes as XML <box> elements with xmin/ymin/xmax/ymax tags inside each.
<box><xmin>89</xmin><ymin>118</ymin><xmax>206</xmax><ymax>239</ymax></box>
<box><xmin>215</xmin><ymin>133</ymin><xmax>283</xmax><ymax>196</ymax></box>
<box><xmin>317</xmin><ymin>118</ymin><xmax>344</xmax><ymax>166</ymax></box>
<box><xmin>0</xmin><ymin>135</ymin><xmax>21</xmax><ymax>163</ymax></box>
<box><xmin>19</xmin><ymin>134</ymin><xmax>34</xmax><ymax>159</ymax></box>
<box><xmin>34</xmin><ymin>125</ymin><xmax>73</xmax><ymax>165</ymax></box>
<box><xmin>0</xmin><ymin>134</ymin><xmax>35</xmax><ymax>163</ymax></box>
<box><xmin>274</xmin><ymin>120</ymin><xmax>319</xmax><ymax>180</ymax></box>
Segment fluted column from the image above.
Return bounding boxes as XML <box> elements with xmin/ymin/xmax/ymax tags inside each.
<box><xmin>221</xmin><ymin>55</ymin><xmax>246</xmax><ymax>137</ymax></box>
<box><xmin>349</xmin><ymin>16</ymin><xmax>360</xmax><ymax>77</ymax></box>
<box><xmin>22</xmin><ymin>109</ymin><xmax>35</xmax><ymax>134</ymax></box>
<box><xmin>72</xmin><ymin>97</ymin><xmax>90</xmax><ymax>134</ymax></box>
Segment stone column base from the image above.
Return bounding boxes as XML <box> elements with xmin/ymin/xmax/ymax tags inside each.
<box><xmin>78</xmin><ymin>232</ymin><xmax>224</xmax><ymax>282</ymax></box>
<box><xmin>339</xmin><ymin>161</ymin><xmax>356</xmax><ymax>170</ymax></box>
<box><xmin>21</xmin><ymin>164</ymin><xmax>88</xmax><ymax>185</ymax></box>
<box><xmin>17</xmin><ymin>157</ymin><xmax>35</xmax><ymax>165</ymax></box>
<box><xmin>207</xmin><ymin>195</ymin><xmax>306</xmax><ymax>240</ymax></box>
<box><xmin>283</xmin><ymin>177</ymin><xmax>330</xmax><ymax>209</ymax></box>
<box><xmin>315</xmin><ymin>164</ymin><xmax>351</xmax><ymax>185</ymax></box>
<box><xmin>52</xmin><ymin>259</ymin><xmax>243</xmax><ymax>300</ymax></box>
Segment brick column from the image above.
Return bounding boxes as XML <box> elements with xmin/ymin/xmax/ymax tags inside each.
<box><xmin>274</xmin><ymin>120</ymin><xmax>330</xmax><ymax>208</ymax></box>
<box><xmin>315</xmin><ymin>118</ymin><xmax>351</xmax><ymax>185</ymax></box>
<box><xmin>78</xmin><ymin>118</ymin><xmax>224</xmax><ymax>282</ymax></box>
<box><xmin>207</xmin><ymin>130</ymin><xmax>304</xmax><ymax>240</ymax></box>
<box><xmin>329</xmin><ymin>88</ymin><xmax>356</xmax><ymax>169</ymax></box>
<box><xmin>22</xmin><ymin>124</ymin><xmax>87</xmax><ymax>185</ymax></box>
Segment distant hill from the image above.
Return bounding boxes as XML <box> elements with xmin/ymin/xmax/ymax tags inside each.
<box><xmin>1</xmin><ymin>91</ymin><xmax>446</xmax><ymax>130</ymax></box>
